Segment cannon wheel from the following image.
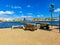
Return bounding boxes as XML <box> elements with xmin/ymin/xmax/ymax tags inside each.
<box><xmin>44</xmin><ymin>26</ymin><xmax>49</xmax><ymax>30</ymax></box>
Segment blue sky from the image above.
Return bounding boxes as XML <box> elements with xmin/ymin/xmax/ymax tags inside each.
<box><xmin>0</xmin><ymin>0</ymin><xmax>60</xmax><ymax>19</ymax></box>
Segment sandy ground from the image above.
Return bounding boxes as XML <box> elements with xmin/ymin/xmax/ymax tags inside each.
<box><xmin>0</xmin><ymin>26</ymin><xmax>60</xmax><ymax>45</ymax></box>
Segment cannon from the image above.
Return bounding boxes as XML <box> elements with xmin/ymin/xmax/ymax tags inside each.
<box><xmin>23</xmin><ymin>23</ymin><xmax>37</xmax><ymax>31</ymax></box>
<box><xmin>40</xmin><ymin>23</ymin><xmax>49</xmax><ymax>30</ymax></box>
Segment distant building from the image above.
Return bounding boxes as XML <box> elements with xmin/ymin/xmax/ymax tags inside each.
<box><xmin>0</xmin><ymin>20</ymin><xmax>3</xmax><ymax>22</ymax></box>
<box><xmin>3</xmin><ymin>18</ymin><xmax>13</xmax><ymax>22</ymax></box>
<box><xmin>0</xmin><ymin>18</ymin><xmax>13</xmax><ymax>22</ymax></box>
<box><xmin>0</xmin><ymin>18</ymin><xmax>4</xmax><ymax>22</ymax></box>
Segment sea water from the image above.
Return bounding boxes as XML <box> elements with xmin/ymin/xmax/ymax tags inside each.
<box><xmin>0</xmin><ymin>21</ymin><xmax>59</xmax><ymax>28</ymax></box>
<box><xmin>0</xmin><ymin>22</ymin><xmax>25</xmax><ymax>28</ymax></box>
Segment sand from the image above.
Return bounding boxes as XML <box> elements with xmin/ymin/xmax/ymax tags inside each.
<box><xmin>0</xmin><ymin>26</ymin><xmax>60</xmax><ymax>45</ymax></box>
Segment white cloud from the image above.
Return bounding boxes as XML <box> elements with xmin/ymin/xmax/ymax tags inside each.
<box><xmin>21</xmin><ymin>15</ymin><xmax>32</xmax><ymax>18</ymax></box>
<box><xmin>21</xmin><ymin>15</ymin><xmax>32</xmax><ymax>20</ymax></box>
<box><xmin>0</xmin><ymin>11</ymin><xmax>14</xmax><ymax>15</ymax></box>
<box><xmin>27</xmin><ymin>5</ymin><xmax>31</xmax><ymax>8</ymax></box>
<box><xmin>6</xmin><ymin>5</ymin><xmax>22</xmax><ymax>9</ymax></box>
<box><xmin>37</xmin><ymin>14</ymin><xmax>43</xmax><ymax>17</ymax></box>
<box><xmin>28</xmin><ymin>16</ymin><xmax>32</xmax><ymax>17</ymax></box>
<box><xmin>11</xmin><ymin>6</ymin><xmax>22</xmax><ymax>9</ymax></box>
<box><xmin>54</xmin><ymin>8</ymin><xmax>60</xmax><ymax>12</ymax></box>
<box><xmin>6</xmin><ymin>5</ymin><xmax>10</xmax><ymax>7</ymax></box>
<box><xmin>37</xmin><ymin>15</ymin><xmax>40</xmax><ymax>17</ymax></box>
<box><xmin>21</xmin><ymin>15</ymin><xmax>27</xmax><ymax>18</ymax></box>
<box><xmin>28</xmin><ymin>13</ymin><xmax>33</xmax><ymax>15</ymax></box>
<box><xmin>20</xmin><ymin>11</ymin><xmax>23</xmax><ymax>13</ymax></box>
<box><xmin>40</xmin><ymin>14</ymin><xmax>44</xmax><ymax>17</ymax></box>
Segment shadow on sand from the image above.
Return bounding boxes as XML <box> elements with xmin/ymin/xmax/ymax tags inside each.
<box><xmin>24</xmin><ymin>29</ymin><xmax>37</xmax><ymax>32</ymax></box>
<box><xmin>40</xmin><ymin>29</ymin><xmax>52</xmax><ymax>31</ymax></box>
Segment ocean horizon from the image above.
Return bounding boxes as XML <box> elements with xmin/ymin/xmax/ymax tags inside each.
<box><xmin>0</xmin><ymin>21</ymin><xmax>59</xmax><ymax>28</ymax></box>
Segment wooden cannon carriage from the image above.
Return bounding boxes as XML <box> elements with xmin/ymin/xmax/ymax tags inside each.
<box><xmin>40</xmin><ymin>23</ymin><xmax>49</xmax><ymax>30</ymax></box>
<box><xmin>23</xmin><ymin>23</ymin><xmax>37</xmax><ymax>31</ymax></box>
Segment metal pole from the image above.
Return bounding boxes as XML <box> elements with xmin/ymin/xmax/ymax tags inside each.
<box><xmin>59</xmin><ymin>12</ymin><xmax>60</xmax><ymax>33</ymax></box>
<box><xmin>51</xmin><ymin>11</ymin><xmax>53</xmax><ymax>29</ymax></box>
<box><xmin>50</xmin><ymin>4</ymin><xmax>54</xmax><ymax>29</ymax></box>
